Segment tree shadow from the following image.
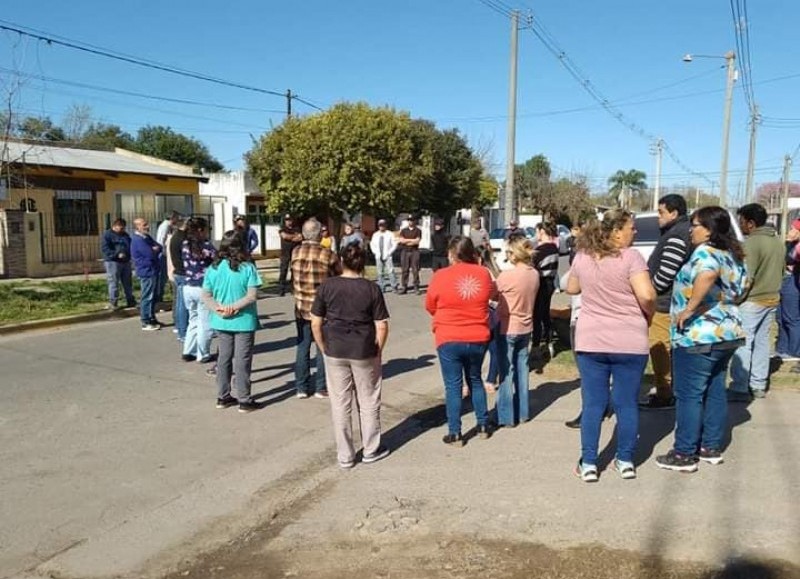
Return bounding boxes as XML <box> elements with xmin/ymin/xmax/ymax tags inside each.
<box><xmin>700</xmin><ymin>557</ymin><xmax>796</xmax><ymax>579</ymax></box>
<box><xmin>527</xmin><ymin>379</ymin><xmax>581</xmax><ymax>421</ymax></box>
<box><xmin>252</xmin><ymin>336</ymin><xmax>296</xmax><ymax>355</ymax></box>
<box><xmin>723</xmin><ymin>399</ymin><xmax>753</xmax><ymax>451</ymax></box>
<box><xmin>382</xmin><ymin>355</ymin><xmax>436</xmax><ymax>380</ymax></box>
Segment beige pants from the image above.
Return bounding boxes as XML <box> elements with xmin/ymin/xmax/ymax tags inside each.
<box><xmin>648</xmin><ymin>311</ymin><xmax>672</xmax><ymax>399</ymax></box>
<box><xmin>324</xmin><ymin>356</ymin><xmax>383</xmax><ymax>463</ymax></box>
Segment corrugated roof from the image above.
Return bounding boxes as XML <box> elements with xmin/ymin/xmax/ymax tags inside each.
<box><xmin>1</xmin><ymin>140</ymin><xmax>207</xmax><ymax>181</ymax></box>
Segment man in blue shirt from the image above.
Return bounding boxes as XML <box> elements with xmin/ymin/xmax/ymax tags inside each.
<box><xmin>101</xmin><ymin>218</ymin><xmax>135</xmax><ymax>310</ymax></box>
<box><xmin>131</xmin><ymin>217</ymin><xmax>163</xmax><ymax>330</ymax></box>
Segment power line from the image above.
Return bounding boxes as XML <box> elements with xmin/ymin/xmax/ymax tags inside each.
<box><xmin>0</xmin><ymin>19</ymin><xmax>323</xmax><ymax>111</ymax></box>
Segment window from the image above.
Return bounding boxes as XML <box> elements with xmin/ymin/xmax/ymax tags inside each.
<box><xmin>53</xmin><ymin>190</ymin><xmax>98</xmax><ymax>236</ymax></box>
<box><xmin>197</xmin><ymin>195</ymin><xmax>225</xmax><ymax>215</ymax></box>
<box><xmin>155</xmin><ymin>194</ymin><xmax>193</xmax><ymax>218</ymax></box>
<box><xmin>115</xmin><ymin>193</ymin><xmax>145</xmax><ymax>217</ymax></box>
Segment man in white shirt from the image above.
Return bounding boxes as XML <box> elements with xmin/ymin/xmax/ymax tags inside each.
<box><xmin>154</xmin><ymin>211</ymin><xmax>179</xmax><ymax>305</ymax></box>
<box><xmin>370</xmin><ymin>219</ymin><xmax>398</xmax><ymax>293</ymax></box>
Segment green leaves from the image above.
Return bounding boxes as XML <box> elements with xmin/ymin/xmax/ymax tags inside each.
<box><xmin>246</xmin><ymin>102</ymin><xmax>482</xmax><ymax>219</ymax></box>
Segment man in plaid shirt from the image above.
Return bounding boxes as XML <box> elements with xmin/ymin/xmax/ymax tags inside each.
<box><xmin>292</xmin><ymin>218</ymin><xmax>340</xmax><ymax>399</ymax></box>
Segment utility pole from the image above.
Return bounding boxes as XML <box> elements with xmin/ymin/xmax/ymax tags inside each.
<box><xmin>286</xmin><ymin>89</ymin><xmax>292</xmax><ymax>119</ymax></box>
<box><xmin>504</xmin><ymin>10</ymin><xmax>520</xmax><ymax>226</ymax></box>
<box><xmin>781</xmin><ymin>154</ymin><xmax>792</xmax><ymax>237</ymax></box>
<box><xmin>719</xmin><ymin>51</ymin><xmax>736</xmax><ymax>207</ymax></box>
<box><xmin>651</xmin><ymin>139</ymin><xmax>663</xmax><ymax>210</ymax></box>
<box><xmin>744</xmin><ymin>105</ymin><xmax>760</xmax><ymax>203</ymax></box>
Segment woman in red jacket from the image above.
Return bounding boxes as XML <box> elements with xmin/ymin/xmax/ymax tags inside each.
<box><xmin>425</xmin><ymin>236</ymin><xmax>497</xmax><ymax>445</ymax></box>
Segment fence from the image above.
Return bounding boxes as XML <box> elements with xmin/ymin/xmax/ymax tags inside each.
<box><xmin>38</xmin><ymin>212</ymin><xmax>214</xmax><ymax>264</ymax></box>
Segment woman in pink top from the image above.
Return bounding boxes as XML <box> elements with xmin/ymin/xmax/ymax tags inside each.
<box><xmin>566</xmin><ymin>209</ymin><xmax>656</xmax><ymax>482</ymax></box>
<box><xmin>495</xmin><ymin>236</ymin><xmax>540</xmax><ymax>426</ymax></box>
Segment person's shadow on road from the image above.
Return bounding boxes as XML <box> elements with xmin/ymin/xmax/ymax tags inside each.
<box><xmin>383</xmin><ymin>355</ymin><xmax>436</xmax><ymax>380</ymax></box>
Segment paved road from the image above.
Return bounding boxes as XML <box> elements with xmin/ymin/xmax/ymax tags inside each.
<box><xmin>1</xmin><ymin>280</ymin><xmax>799</xmax><ymax>578</ymax></box>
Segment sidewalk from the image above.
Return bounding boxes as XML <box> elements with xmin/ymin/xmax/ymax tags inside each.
<box><xmin>1</xmin><ymin>290</ymin><xmax>799</xmax><ymax>579</ymax></box>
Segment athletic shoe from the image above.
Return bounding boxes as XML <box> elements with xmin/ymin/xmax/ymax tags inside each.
<box><xmin>172</xmin><ymin>328</ymin><xmax>179</xmax><ymax>334</ymax></box>
<box><xmin>698</xmin><ymin>447</ymin><xmax>724</xmax><ymax>465</ymax></box>
<box><xmin>476</xmin><ymin>424</ymin><xmax>492</xmax><ymax>439</ymax></box>
<box><xmin>296</xmin><ymin>392</ymin><xmax>310</xmax><ymax>399</ymax></box>
<box><xmin>181</xmin><ymin>354</ymin><xmax>196</xmax><ymax>362</ymax></box>
<box><xmin>750</xmin><ymin>389</ymin><xmax>766</xmax><ymax>399</ymax></box>
<box><xmin>339</xmin><ymin>460</ymin><xmax>355</xmax><ymax>469</ymax></box>
<box><xmin>206</xmin><ymin>366</ymin><xmax>217</xmax><ymax>377</ymax></box>
<box><xmin>727</xmin><ymin>390</ymin><xmax>752</xmax><ymax>403</ymax></box>
<box><xmin>655</xmin><ymin>449</ymin><xmax>698</xmax><ymax>473</ymax></box>
<box><xmin>442</xmin><ymin>433</ymin><xmax>464</xmax><ymax>447</ymax></box>
<box><xmin>215</xmin><ymin>396</ymin><xmax>237</xmax><ymax>409</ymax></box>
<box><xmin>314</xmin><ymin>390</ymin><xmax>329</xmax><ymax>399</ymax></box>
<box><xmin>238</xmin><ymin>400</ymin><xmax>261</xmax><ymax>413</ymax></box>
<box><xmin>141</xmin><ymin>324</ymin><xmax>160</xmax><ymax>331</ymax></box>
<box><xmin>362</xmin><ymin>446</ymin><xmax>391</xmax><ymax>464</ymax></box>
<box><xmin>564</xmin><ymin>415</ymin><xmax>581</xmax><ymax>429</ymax></box>
<box><xmin>198</xmin><ymin>356</ymin><xmax>214</xmax><ymax>364</ymax></box>
<box><xmin>778</xmin><ymin>355</ymin><xmax>800</xmax><ymax>362</ymax></box>
<box><xmin>613</xmin><ymin>459</ymin><xmax>637</xmax><ymax>480</ymax></box>
<box><xmin>573</xmin><ymin>460</ymin><xmax>599</xmax><ymax>483</ymax></box>
<box><xmin>639</xmin><ymin>394</ymin><xmax>675</xmax><ymax>410</ymax></box>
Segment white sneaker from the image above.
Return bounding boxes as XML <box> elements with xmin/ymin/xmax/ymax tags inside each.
<box><xmin>574</xmin><ymin>460</ymin><xmax>598</xmax><ymax>483</ymax></box>
<box><xmin>613</xmin><ymin>459</ymin><xmax>637</xmax><ymax>480</ymax></box>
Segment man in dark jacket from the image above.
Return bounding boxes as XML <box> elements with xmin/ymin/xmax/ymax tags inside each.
<box><xmin>279</xmin><ymin>214</ymin><xmax>302</xmax><ymax>296</ymax></box>
<box><xmin>101</xmin><ymin>218</ymin><xmax>135</xmax><ymax>310</ymax></box>
<box><xmin>641</xmin><ymin>194</ymin><xmax>692</xmax><ymax>409</ymax></box>
<box><xmin>168</xmin><ymin>217</ymin><xmax>189</xmax><ymax>341</ymax></box>
<box><xmin>431</xmin><ymin>219</ymin><xmax>450</xmax><ymax>271</ymax></box>
<box><xmin>131</xmin><ymin>217</ymin><xmax>163</xmax><ymax>331</ymax></box>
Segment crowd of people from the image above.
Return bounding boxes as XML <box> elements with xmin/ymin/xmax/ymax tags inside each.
<box><xmin>100</xmin><ymin>199</ymin><xmax>800</xmax><ymax>477</ymax></box>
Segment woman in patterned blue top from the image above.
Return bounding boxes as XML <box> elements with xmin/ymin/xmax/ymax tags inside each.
<box><xmin>656</xmin><ymin>206</ymin><xmax>747</xmax><ymax>473</ymax></box>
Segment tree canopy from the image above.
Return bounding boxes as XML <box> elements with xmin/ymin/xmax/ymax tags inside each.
<box><xmin>246</xmin><ymin>102</ymin><xmax>482</xmax><ymax>218</ymax></box>
<box><xmin>512</xmin><ymin>154</ymin><xmax>593</xmax><ymax>224</ymax></box>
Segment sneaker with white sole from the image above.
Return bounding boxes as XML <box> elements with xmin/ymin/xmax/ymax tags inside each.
<box><xmin>656</xmin><ymin>449</ymin><xmax>698</xmax><ymax>473</ymax></box>
<box><xmin>698</xmin><ymin>447</ymin><xmax>724</xmax><ymax>465</ymax></box>
<box><xmin>613</xmin><ymin>459</ymin><xmax>637</xmax><ymax>480</ymax></box>
<box><xmin>296</xmin><ymin>392</ymin><xmax>310</xmax><ymax>399</ymax></box>
<box><xmin>141</xmin><ymin>324</ymin><xmax>161</xmax><ymax>331</ymax></box>
<box><xmin>339</xmin><ymin>459</ymin><xmax>355</xmax><ymax>469</ymax></box>
<box><xmin>362</xmin><ymin>446</ymin><xmax>391</xmax><ymax>464</ymax></box>
<box><xmin>574</xmin><ymin>460</ymin><xmax>599</xmax><ymax>483</ymax></box>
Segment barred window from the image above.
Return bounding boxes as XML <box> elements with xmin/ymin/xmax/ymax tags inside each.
<box><xmin>53</xmin><ymin>190</ymin><xmax>98</xmax><ymax>236</ymax></box>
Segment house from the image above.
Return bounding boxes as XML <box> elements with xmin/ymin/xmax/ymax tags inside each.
<box><xmin>0</xmin><ymin>139</ymin><xmax>206</xmax><ymax>277</ymax></box>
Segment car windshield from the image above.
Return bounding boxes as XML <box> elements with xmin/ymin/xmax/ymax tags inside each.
<box><xmin>633</xmin><ymin>215</ymin><xmax>661</xmax><ymax>243</ymax></box>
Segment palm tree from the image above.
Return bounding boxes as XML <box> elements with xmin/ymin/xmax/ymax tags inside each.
<box><xmin>608</xmin><ymin>169</ymin><xmax>647</xmax><ymax>209</ymax></box>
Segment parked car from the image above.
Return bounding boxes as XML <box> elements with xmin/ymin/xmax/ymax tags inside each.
<box><xmin>489</xmin><ymin>227</ymin><xmax>536</xmax><ymax>271</ymax></box>
<box><xmin>630</xmin><ymin>210</ymin><xmax>744</xmax><ymax>262</ymax></box>
<box><xmin>556</xmin><ymin>224</ymin><xmax>571</xmax><ymax>255</ymax></box>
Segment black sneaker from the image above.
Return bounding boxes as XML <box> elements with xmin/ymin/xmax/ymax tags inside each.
<box><xmin>656</xmin><ymin>449</ymin><xmax>698</xmax><ymax>473</ymax></box>
<box><xmin>564</xmin><ymin>415</ymin><xmax>581</xmax><ymax>429</ymax></box>
<box><xmin>442</xmin><ymin>433</ymin><xmax>464</xmax><ymax>446</ymax></box>
<box><xmin>476</xmin><ymin>424</ymin><xmax>492</xmax><ymax>439</ymax></box>
<box><xmin>215</xmin><ymin>396</ymin><xmax>237</xmax><ymax>409</ymax></box>
<box><xmin>181</xmin><ymin>354</ymin><xmax>197</xmax><ymax>362</ymax></box>
<box><xmin>698</xmin><ymin>447</ymin><xmax>724</xmax><ymax>465</ymax></box>
<box><xmin>639</xmin><ymin>394</ymin><xmax>676</xmax><ymax>410</ymax></box>
<box><xmin>362</xmin><ymin>446</ymin><xmax>391</xmax><ymax>464</ymax></box>
<box><xmin>238</xmin><ymin>400</ymin><xmax>261</xmax><ymax>413</ymax></box>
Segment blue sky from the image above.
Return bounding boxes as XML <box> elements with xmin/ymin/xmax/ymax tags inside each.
<box><xmin>2</xmin><ymin>0</ymin><xmax>799</xmax><ymax>198</ymax></box>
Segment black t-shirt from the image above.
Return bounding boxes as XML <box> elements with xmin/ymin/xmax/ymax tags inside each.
<box><xmin>311</xmin><ymin>277</ymin><xmax>390</xmax><ymax>360</ymax></box>
<box><xmin>169</xmin><ymin>230</ymin><xmax>187</xmax><ymax>275</ymax></box>
<box><xmin>280</xmin><ymin>225</ymin><xmax>301</xmax><ymax>254</ymax></box>
<box><xmin>431</xmin><ymin>230</ymin><xmax>449</xmax><ymax>256</ymax></box>
<box><xmin>400</xmin><ymin>227</ymin><xmax>422</xmax><ymax>251</ymax></box>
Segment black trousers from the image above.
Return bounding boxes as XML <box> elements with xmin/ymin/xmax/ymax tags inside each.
<box><xmin>279</xmin><ymin>252</ymin><xmax>292</xmax><ymax>291</ymax></box>
<box><xmin>400</xmin><ymin>250</ymin><xmax>420</xmax><ymax>289</ymax></box>
<box><xmin>432</xmin><ymin>255</ymin><xmax>449</xmax><ymax>271</ymax></box>
<box><xmin>532</xmin><ymin>277</ymin><xmax>555</xmax><ymax>346</ymax></box>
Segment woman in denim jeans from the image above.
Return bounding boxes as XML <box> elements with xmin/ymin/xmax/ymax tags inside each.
<box><xmin>494</xmin><ymin>236</ymin><xmax>539</xmax><ymax>427</ymax></box>
<box><xmin>425</xmin><ymin>236</ymin><xmax>497</xmax><ymax>446</ymax></box>
<box><xmin>182</xmin><ymin>218</ymin><xmax>217</xmax><ymax>363</ymax></box>
<box><xmin>566</xmin><ymin>210</ymin><xmax>656</xmax><ymax>482</ymax></box>
<box><xmin>656</xmin><ymin>206</ymin><xmax>747</xmax><ymax>472</ymax></box>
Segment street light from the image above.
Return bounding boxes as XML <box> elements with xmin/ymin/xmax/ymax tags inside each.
<box><xmin>683</xmin><ymin>50</ymin><xmax>736</xmax><ymax>207</ymax></box>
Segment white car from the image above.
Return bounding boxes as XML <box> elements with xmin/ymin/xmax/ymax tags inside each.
<box><xmin>488</xmin><ymin>227</ymin><xmax>536</xmax><ymax>271</ymax></box>
<box><xmin>630</xmin><ymin>210</ymin><xmax>744</xmax><ymax>262</ymax></box>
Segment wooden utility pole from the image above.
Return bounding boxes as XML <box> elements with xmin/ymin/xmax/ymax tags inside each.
<box><xmin>744</xmin><ymin>106</ymin><xmax>760</xmax><ymax>203</ymax></box>
<box><xmin>781</xmin><ymin>154</ymin><xmax>792</xmax><ymax>237</ymax></box>
<box><xmin>286</xmin><ymin>89</ymin><xmax>292</xmax><ymax>119</ymax></box>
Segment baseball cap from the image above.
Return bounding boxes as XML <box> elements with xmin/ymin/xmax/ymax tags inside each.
<box><xmin>233</xmin><ymin>214</ymin><xmax>245</xmax><ymax>221</ymax></box>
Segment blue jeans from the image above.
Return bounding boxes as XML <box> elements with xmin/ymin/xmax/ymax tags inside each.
<box><xmin>437</xmin><ymin>342</ymin><xmax>490</xmax><ymax>435</ymax></box>
<box><xmin>172</xmin><ymin>274</ymin><xmax>189</xmax><ymax>339</ymax></box>
<box><xmin>155</xmin><ymin>254</ymin><xmax>167</xmax><ymax>304</ymax></box>
<box><xmin>182</xmin><ymin>285</ymin><xmax>211</xmax><ymax>359</ymax></box>
<box><xmin>496</xmin><ymin>334</ymin><xmax>531</xmax><ymax>425</ymax></box>
<box><xmin>729</xmin><ymin>301</ymin><xmax>775</xmax><ymax>393</ymax></box>
<box><xmin>777</xmin><ymin>274</ymin><xmax>800</xmax><ymax>358</ymax></box>
<box><xmin>375</xmin><ymin>258</ymin><xmax>397</xmax><ymax>291</ymax></box>
<box><xmin>672</xmin><ymin>346</ymin><xmax>735</xmax><ymax>455</ymax></box>
<box><xmin>138</xmin><ymin>276</ymin><xmax>157</xmax><ymax>325</ymax></box>
<box><xmin>575</xmin><ymin>352</ymin><xmax>648</xmax><ymax>465</ymax></box>
<box><xmin>295</xmin><ymin>318</ymin><xmax>326</xmax><ymax>394</ymax></box>
<box><xmin>104</xmin><ymin>261</ymin><xmax>134</xmax><ymax>306</ymax></box>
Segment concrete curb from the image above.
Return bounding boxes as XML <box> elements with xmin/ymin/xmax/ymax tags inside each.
<box><xmin>0</xmin><ymin>308</ymin><xmax>142</xmax><ymax>336</ymax></box>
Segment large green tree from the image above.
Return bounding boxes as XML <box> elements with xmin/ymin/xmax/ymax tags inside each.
<box><xmin>246</xmin><ymin>102</ymin><xmax>482</xmax><ymax>218</ymax></box>
<box><xmin>515</xmin><ymin>154</ymin><xmax>551</xmax><ymax>213</ymax></box>
<box><xmin>80</xmin><ymin>123</ymin><xmax>135</xmax><ymax>150</ymax></box>
<box><xmin>133</xmin><ymin>125</ymin><xmax>223</xmax><ymax>173</ymax></box>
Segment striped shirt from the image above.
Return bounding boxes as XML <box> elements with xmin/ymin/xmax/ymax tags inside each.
<box><xmin>291</xmin><ymin>241</ymin><xmax>338</xmax><ymax>320</ymax></box>
<box><xmin>533</xmin><ymin>242</ymin><xmax>559</xmax><ymax>280</ymax></box>
<box><xmin>652</xmin><ymin>237</ymin><xmax>689</xmax><ymax>293</ymax></box>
